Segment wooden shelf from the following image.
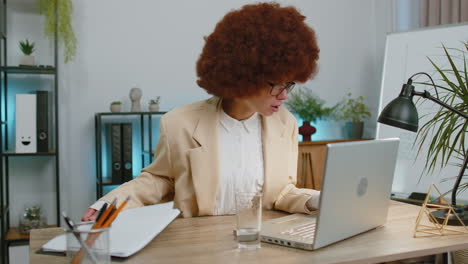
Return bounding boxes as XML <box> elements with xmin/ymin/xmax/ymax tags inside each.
<box><xmin>6</xmin><ymin>226</ymin><xmax>57</xmax><ymax>243</ymax></box>
<box><xmin>6</xmin><ymin>227</ymin><xmax>30</xmax><ymax>242</ymax></box>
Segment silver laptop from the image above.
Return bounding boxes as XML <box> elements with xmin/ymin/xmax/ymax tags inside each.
<box><xmin>261</xmin><ymin>138</ymin><xmax>399</xmax><ymax>250</ymax></box>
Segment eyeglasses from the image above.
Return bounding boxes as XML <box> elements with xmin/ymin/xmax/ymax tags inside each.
<box><xmin>268</xmin><ymin>82</ymin><xmax>296</xmax><ymax>96</ymax></box>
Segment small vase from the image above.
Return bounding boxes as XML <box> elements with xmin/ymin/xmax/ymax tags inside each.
<box><xmin>344</xmin><ymin>121</ymin><xmax>364</xmax><ymax>139</ymax></box>
<box><xmin>19</xmin><ymin>216</ymin><xmax>47</xmax><ymax>234</ymax></box>
<box><xmin>18</xmin><ymin>206</ymin><xmax>47</xmax><ymax>234</ymax></box>
<box><xmin>20</xmin><ymin>55</ymin><xmax>35</xmax><ymax>66</ymax></box>
<box><xmin>299</xmin><ymin>121</ymin><xmax>317</xmax><ymax>141</ymax></box>
<box><xmin>110</xmin><ymin>104</ymin><xmax>122</xmax><ymax>113</ymax></box>
<box><xmin>149</xmin><ymin>104</ymin><xmax>160</xmax><ymax>112</ymax></box>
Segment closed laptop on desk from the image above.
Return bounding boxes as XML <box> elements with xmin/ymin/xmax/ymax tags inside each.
<box><xmin>261</xmin><ymin>138</ymin><xmax>399</xmax><ymax>250</ymax></box>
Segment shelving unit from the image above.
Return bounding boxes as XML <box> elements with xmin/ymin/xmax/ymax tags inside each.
<box><xmin>95</xmin><ymin>111</ymin><xmax>166</xmax><ymax>198</ymax></box>
<box><xmin>0</xmin><ymin>1</ymin><xmax>60</xmax><ymax>263</ymax></box>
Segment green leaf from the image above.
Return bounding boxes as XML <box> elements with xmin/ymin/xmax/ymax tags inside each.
<box><xmin>443</xmin><ymin>45</ymin><xmax>467</xmax><ymax>94</ymax></box>
<box><xmin>335</xmin><ymin>92</ymin><xmax>371</xmax><ymax>122</ymax></box>
<box><xmin>284</xmin><ymin>86</ymin><xmax>338</xmax><ymax>122</ymax></box>
<box><xmin>429</xmin><ymin>58</ymin><xmax>464</xmax><ymax>99</ymax></box>
<box><xmin>19</xmin><ymin>39</ymin><xmax>35</xmax><ymax>55</ymax></box>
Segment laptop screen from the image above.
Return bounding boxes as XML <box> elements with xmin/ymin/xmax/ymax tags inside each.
<box><xmin>313</xmin><ymin>139</ymin><xmax>399</xmax><ymax>249</ymax></box>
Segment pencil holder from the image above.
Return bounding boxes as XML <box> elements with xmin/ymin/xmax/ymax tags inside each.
<box><xmin>66</xmin><ymin>222</ymin><xmax>110</xmax><ymax>264</ymax></box>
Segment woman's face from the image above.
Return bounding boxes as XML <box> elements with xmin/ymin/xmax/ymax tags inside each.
<box><xmin>243</xmin><ymin>84</ymin><xmax>289</xmax><ymax>117</ymax></box>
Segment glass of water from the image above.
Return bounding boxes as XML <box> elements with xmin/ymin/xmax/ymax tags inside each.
<box><xmin>235</xmin><ymin>192</ymin><xmax>262</xmax><ymax>249</ymax></box>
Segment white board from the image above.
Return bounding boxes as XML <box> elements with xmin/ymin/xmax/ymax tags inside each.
<box><xmin>377</xmin><ymin>22</ymin><xmax>468</xmax><ymax>200</ymax></box>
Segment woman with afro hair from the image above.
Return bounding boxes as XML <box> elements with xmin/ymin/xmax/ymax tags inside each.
<box><xmin>83</xmin><ymin>2</ymin><xmax>321</xmax><ymax>220</ymax></box>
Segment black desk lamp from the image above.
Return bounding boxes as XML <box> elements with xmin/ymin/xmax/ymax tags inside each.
<box><xmin>378</xmin><ymin>72</ymin><xmax>468</xmax><ymax>226</ymax></box>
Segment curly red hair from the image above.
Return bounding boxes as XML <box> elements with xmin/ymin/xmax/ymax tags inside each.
<box><xmin>196</xmin><ymin>2</ymin><xmax>319</xmax><ymax>98</ymax></box>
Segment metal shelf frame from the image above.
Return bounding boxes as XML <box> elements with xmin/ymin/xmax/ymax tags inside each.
<box><xmin>0</xmin><ymin>1</ymin><xmax>60</xmax><ymax>263</ymax></box>
<box><xmin>0</xmin><ymin>66</ymin><xmax>56</xmax><ymax>74</ymax></box>
<box><xmin>95</xmin><ymin>111</ymin><xmax>166</xmax><ymax>198</ymax></box>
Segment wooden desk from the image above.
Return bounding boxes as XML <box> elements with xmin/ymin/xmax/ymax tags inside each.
<box><xmin>391</xmin><ymin>197</ymin><xmax>425</xmax><ymax>206</ymax></box>
<box><xmin>30</xmin><ymin>201</ymin><xmax>468</xmax><ymax>264</ymax></box>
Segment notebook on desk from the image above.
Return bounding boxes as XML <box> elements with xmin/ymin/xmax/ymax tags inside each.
<box><xmin>261</xmin><ymin>138</ymin><xmax>400</xmax><ymax>250</ymax></box>
<box><xmin>42</xmin><ymin>202</ymin><xmax>180</xmax><ymax>258</ymax></box>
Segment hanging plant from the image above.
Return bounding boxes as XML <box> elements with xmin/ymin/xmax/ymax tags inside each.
<box><xmin>37</xmin><ymin>0</ymin><xmax>77</xmax><ymax>63</ymax></box>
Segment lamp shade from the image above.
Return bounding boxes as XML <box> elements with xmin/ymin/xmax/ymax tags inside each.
<box><xmin>377</xmin><ymin>84</ymin><xmax>419</xmax><ymax>132</ymax></box>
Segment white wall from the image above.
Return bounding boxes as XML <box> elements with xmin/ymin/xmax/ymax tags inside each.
<box><xmin>394</xmin><ymin>0</ymin><xmax>420</xmax><ymax>32</ymax></box>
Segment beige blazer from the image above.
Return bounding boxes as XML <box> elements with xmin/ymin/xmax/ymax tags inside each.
<box><xmin>99</xmin><ymin>97</ymin><xmax>319</xmax><ymax>217</ymax></box>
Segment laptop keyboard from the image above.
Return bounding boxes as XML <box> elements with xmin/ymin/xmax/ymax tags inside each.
<box><xmin>280</xmin><ymin>222</ymin><xmax>316</xmax><ymax>239</ymax></box>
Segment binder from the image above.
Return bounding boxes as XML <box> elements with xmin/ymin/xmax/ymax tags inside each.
<box><xmin>15</xmin><ymin>94</ymin><xmax>37</xmax><ymax>153</ymax></box>
<box><xmin>121</xmin><ymin>123</ymin><xmax>133</xmax><ymax>182</ymax></box>
<box><xmin>110</xmin><ymin>123</ymin><xmax>122</xmax><ymax>184</ymax></box>
<box><xmin>36</xmin><ymin>91</ymin><xmax>49</xmax><ymax>152</ymax></box>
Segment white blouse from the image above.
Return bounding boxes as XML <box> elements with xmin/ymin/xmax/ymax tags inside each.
<box><xmin>213</xmin><ymin>110</ymin><xmax>264</xmax><ymax>215</ymax></box>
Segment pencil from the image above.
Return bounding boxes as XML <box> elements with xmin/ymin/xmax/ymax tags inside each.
<box><xmin>93</xmin><ymin>198</ymin><xmax>116</xmax><ymax>229</ymax></box>
<box><xmin>101</xmin><ymin>195</ymin><xmax>131</xmax><ymax>228</ymax></box>
<box><xmin>95</xmin><ymin>203</ymin><xmax>108</xmax><ymax>222</ymax></box>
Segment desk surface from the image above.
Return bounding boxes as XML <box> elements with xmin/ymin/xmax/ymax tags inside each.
<box><xmin>30</xmin><ymin>201</ymin><xmax>468</xmax><ymax>264</ymax></box>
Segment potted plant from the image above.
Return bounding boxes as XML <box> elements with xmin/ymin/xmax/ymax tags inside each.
<box><xmin>148</xmin><ymin>96</ymin><xmax>161</xmax><ymax>112</ymax></box>
<box><xmin>335</xmin><ymin>92</ymin><xmax>371</xmax><ymax>139</ymax></box>
<box><xmin>415</xmin><ymin>43</ymin><xmax>467</xmax><ymax>194</ymax></box>
<box><xmin>37</xmin><ymin>0</ymin><xmax>77</xmax><ymax>63</ymax></box>
<box><xmin>284</xmin><ymin>86</ymin><xmax>337</xmax><ymax>141</ymax></box>
<box><xmin>18</xmin><ymin>205</ymin><xmax>47</xmax><ymax>234</ymax></box>
<box><xmin>19</xmin><ymin>39</ymin><xmax>36</xmax><ymax>66</ymax></box>
<box><xmin>110</xmin><ymin>101</ymin><xmax>122</xmax><ymax>113</ymax></box>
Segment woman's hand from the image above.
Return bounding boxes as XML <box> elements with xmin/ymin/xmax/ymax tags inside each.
<box><xmin>81</xmin><ymin>208</ymin><xmax>98</xmax><ymax>221</ymax></box>
<box><xmin>306</xmin><ymin>193</ymin><xmax>320</xmax><ymax>211</ymax></box>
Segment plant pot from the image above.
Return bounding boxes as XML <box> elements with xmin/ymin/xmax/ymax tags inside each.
<box><xmin>148</xmin><ymin>104</ymin><xmax>160</xmax><ymax>112</ymax></box>
<box><xmin>344</xmin><ymin>121</ymin><xmax>364</xmax><ymax>139</ymax></box>
<box><xmin>18</xmin><ymin>205</ymin><xmax>47</xmax><ymax>234</ymax></box>
<box><xmin>110</xmin><ymin>104</ymin><xmax>122</xmax><ymax>113</ymax></box>
<box><xmin>299</xmin><ymin>121</ymin><xmax>317</xmax><ymax>141</ymax></box>
<box><xmin>20</xmin><ymin>55</ymin><xmax>35</xmax><ymax>66</ymax></box>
